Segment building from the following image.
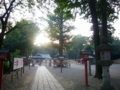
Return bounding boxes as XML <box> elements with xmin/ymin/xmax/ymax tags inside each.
<box><xmin>32</xmin><ymin>53</ymin><xmax>51</xmax><ymax>60</ymax></box>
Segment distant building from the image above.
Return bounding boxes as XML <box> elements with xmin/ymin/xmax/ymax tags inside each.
<box><xmin>32</xmin><ymin>53</ymin><xmax>51</xmax><ymax>60</ymax></box>
<box><xmin>54</xmin><ymin>53</ymin><xmax>66</xmax><ymax>59</ymax></box>
<box><xmin>89</xmin><ymin>55</ymin><xmax>96</xmax><ymax>64</ymax></box>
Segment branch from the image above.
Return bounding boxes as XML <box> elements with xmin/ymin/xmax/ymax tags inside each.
<box><xmin>2</xmin><ymin>0</ymin><xmax>16</xmax><ymax>19</ymax></box>
<box><xmin>3</xmin><ymin>0</ymin><xmax>7</xmax><ymax>10</ymax></box>
<box><xmin>4</xmin><ymin>23</ymin><xmax>35</xmax><ymax>35</ymax></box>
<box><xmin>0</xmin><ymin>0</ymin><xmax>4</xmax><ymax>5</ymax></box>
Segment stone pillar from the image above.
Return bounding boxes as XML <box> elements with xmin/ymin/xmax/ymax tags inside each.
<box><xmin>96</xmin><ymin>37</ymin><xmax>115</xmax><ymax>90</ymax></box>
<box><xmin>88</xmin><ymin>60</ymin><xmax>92</xmax><ymax>76</ymax></box>
<box><xmin>98</xmin><ymin>60</ymin><xmax>114</xmax><ymax>90</ymax></box>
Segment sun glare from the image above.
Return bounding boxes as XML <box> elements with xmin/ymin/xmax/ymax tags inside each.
<box><xmin>34</xmin><ymin>34</ymin><xmax>50</xmax><ymax>45</ymax></box>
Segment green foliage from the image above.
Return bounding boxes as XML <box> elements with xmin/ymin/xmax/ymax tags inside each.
<box><xmin>54</xmin><ymin>0</ymin><xmax>74</xmax><ymax>20</ymax></box>
<box><xmin>71</xmin><ymin>35</ymin><xmax>88</xmax><ymax>51</ymax></box>
<box><xmin>4</xmin><ymin>61</ymin><xmax>10</xmax><ymax>73</ymax></box>
<box><xmin>83</xmin><ymin>44</ymin><xmax>94</xmax><ymax>53</ymax></box>
<box><xmin>46</xmin><ymin>14</ymin><xmax>74</xmax><ymax>50</ymax></box>
<box><xmin>69</xmin><ymin>35</ymin><xmax>89</xmax><ymax>59</ymax></box>
<box><xmin>0</xmin><ymin>0</ymin><xmax>47</xmax><ymax>48</ymax></box>
<box><xmin>10</xmin><ymin>49</ymin><xmax>21</xmax><ymax>61</ymax></box>
<box><xmin>111</xmin><ymin>37</ymin><xmax>120</xmax><ymax>54</ymax></box>
<box><xmin>54</xmin><ymin>0</ymin><xmax>119</xmax><ymax>36</ymax></box>
<box><xmin>4</xmin><ymin>19</ymin><xmax>39</xmax><ymax>57</ymax></box>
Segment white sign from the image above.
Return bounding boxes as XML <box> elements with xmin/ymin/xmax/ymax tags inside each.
<box><xmin>13</xmin><ymin>58</ymin><xmax>23</xmax><ymax>70</ymax></box>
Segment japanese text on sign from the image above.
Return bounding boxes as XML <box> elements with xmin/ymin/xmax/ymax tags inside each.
<box><xmin>13</xmin><ymin>58</ymin><xmax>23</xmax><ymax>70</ymax></box>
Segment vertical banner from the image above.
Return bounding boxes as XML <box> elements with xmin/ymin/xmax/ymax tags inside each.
<box><xmin>13</xmin><ymin>58</ymin><xmax>23</xmax><ymax>70</ymax></box>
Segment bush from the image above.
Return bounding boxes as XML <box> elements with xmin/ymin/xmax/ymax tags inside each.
<box><xmin>4</xmin><ymin>61</ymin><xmax>10</xmax><ymax>73</ymax></box>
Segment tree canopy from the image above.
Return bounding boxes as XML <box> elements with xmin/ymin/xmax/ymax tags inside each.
<box><xmin>4</xmin><ymin>19</ymin><xmax>39</xmax><ymax>57</ymax></box>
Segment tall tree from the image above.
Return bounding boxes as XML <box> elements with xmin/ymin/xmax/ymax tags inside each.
<box><xmin>53</xmin><ymin>0</ymin><xmax>120</xmax><ymax>79</ymax></box>
<box><xmin>0</xmin><ymin>0</ymin><xmax>46</xmax><ymax>48</ymax></box>
<box><xmin>4</xmin><ymin>19</ymin><xmax>39</xmax><ymax>57</ymax></box>
<box><xmin>45</xmin><ymin>2</ymin><xmax>74</xmax><ymax>57</ymax></box>
<box><xmin>46</xmin><ymin>14</ymin><xmax>74</xmax><ymax>56</ymax></box>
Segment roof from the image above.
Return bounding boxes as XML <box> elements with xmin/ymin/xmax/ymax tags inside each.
<box><xmin>40</xmin><ymin>54</ymin><xmax>51</xmax><ymax>59</ymax></box>
<box><xmin>32</xmin><ymin>53</ymin><xmax>51</xmax><ymax>59</ymax></box>
<box><xmin>88</xmin><ymin>55</ymin><xmax>94</xmax><ymax>58</ymax></box>
<box><xmin>32</xmin><ymin>56</ymin><xmax>45</xmax><ymax>59</ymax></box>
<box><xmin>21</xmin><ymin>56</ymin><xmax>26</xmax><ymax>58</ymax></box>
<box><xmin>0</xmin><ymin>49</ymin><xmax>9</xmax><ymax>53</ymax></box>
<box><xmin>55</xmin><ymin>53</ymin><xmax>66</xmax><ymax>58</ymax></box>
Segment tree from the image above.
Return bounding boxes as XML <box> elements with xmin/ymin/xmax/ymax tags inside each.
<box><xmin>45</xmin><ymin>2</ymin><xmax>74</xmax><ymax>57</ymax></box>
<box><xmin>4</xmin><ymin>19</ymin><xmax>39</xmax><ymax>57</ymax></box>
<box><xmin>53</xmin><ymin>0</ymin><xmax>120</xmax><ymax>79</ymax></box>
<box><xmin>70</xmin><ymin>35</ymin><xmax>88</xmax><ymax>59</ymax></box>
<box><xmin>111</xmin><ymin>36</ymin><xmax>120</xmax><ymax>59</ymax></box>
<box><xmin>0</xmin><ymin>0</ymin><xmax>46</xmax><ymax>48</ymax></box>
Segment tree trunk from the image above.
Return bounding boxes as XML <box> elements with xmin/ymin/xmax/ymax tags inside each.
<box><xmin>59</xmin><ymin>14</ymin><xmax>63</xmax><ymax>57</ymax></box>
<box><xmin>0</xmin><ymin>34</ymin><xmax>4</xmax><ymax>48</ymax></box>
<box><xmin>101</xmin><ymin>0</ymin><xmax>107</xmax><ymax>37</ymax></box>
<box><xmin>88</xmin><ymin>0</ymin><xmax>102</xmax><ymax>79</ymax></box>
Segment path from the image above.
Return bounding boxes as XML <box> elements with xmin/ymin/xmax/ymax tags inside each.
<box><xmin>30</xmin><ymin>66</ymin><xmax>65</xmax><ymax>90</ymax></box>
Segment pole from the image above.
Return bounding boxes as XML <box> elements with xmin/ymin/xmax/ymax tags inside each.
<box><xmin>29</xmin><ymin>60</ymin><xmax>30</xmax><ymax>69</ymax></box>
<box><xmin>17</xmin><ymin>70</ymin><xmax>19</xmax><ymax>79</ymax></box>
<box><xmin>89</xmin><ymin>59</ymin><xmax>92</xmax><ymax>76</ymax></box>
<box><xmin>84</xmin><ymin>60</ymin><xmax>89</xmax><ymax>86</ymax></box>
<box><xmin>11</xmin><ymin>71</ymin><xmax>13</xmax><ymax>82</ymax></box>
<box><xmin>21</xmin><ymin>68</ymin><xmax>22</xmax><ymax>76</ymax></box>
<box><xmin>0</xmin><ymin>60</ymin><xmax>4</xmax><ymax>90</ymax></box>
<box><xmin>23</xmin><ymin>59</ymin><xmax>24</xmax><ymax>73</ymax></box>
<box><xmin>60</xmin><ymin>60</ymin><xmax>62</xmax><ymax>73</ymax></box>
<box><xmin>54</xmin><ymin>60</ymin><xmax>56</xmax><ymax>69</ymax></box>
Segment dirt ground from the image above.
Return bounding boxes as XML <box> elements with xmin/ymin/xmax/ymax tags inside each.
<box><xmin>2</xmin><ymin>66</ymin><xmax>38</xmax><ymax>90</ymax></box>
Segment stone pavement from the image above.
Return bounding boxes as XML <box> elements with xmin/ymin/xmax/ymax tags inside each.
<box><xmin>28</xmin><ymin>60</ymin><xmax>120</xmax><ymax>90</ymax></box>
<box><xmin>30</xmin><ymin>66</ymin><xmax>65</xmax><ymax>90</ymax></box>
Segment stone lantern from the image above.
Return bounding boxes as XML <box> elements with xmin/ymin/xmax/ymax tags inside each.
<box><xmin>96</xmin><ymin>37</ymin><xmax>115</xmax><ymax>90</ymax></box>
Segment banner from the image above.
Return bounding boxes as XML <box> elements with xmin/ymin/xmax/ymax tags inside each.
<box><xmin>13</xmin><ymin>58</ymin><xmax>23</xmax><ymax>70</ymax></box>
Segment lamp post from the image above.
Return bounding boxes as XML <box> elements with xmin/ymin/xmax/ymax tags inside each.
<box><xmin>59</xmin><ymin>56</ymin><xmax>64</xmax><ymax>73</ymax></box>
<box><xmin>80</xmin><ymin>51</ymin><xmax>91</xmax><ymax>86</ymax></box>
<box><xmin>97</xmin><ymin>37</ymin><xmax>114</xmax><ymax>90</ymax></box>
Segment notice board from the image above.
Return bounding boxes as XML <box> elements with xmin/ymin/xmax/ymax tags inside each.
<box><xmin>13</xmin><ymin>58</ymin><xmax>23</xmax><ymax>70</ymax></box>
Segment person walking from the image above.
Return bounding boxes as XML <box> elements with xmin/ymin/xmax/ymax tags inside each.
<box><xmin>68</xmin><ymin>61</ymin><xmax>71</xmax><ymax>67</ymax></box>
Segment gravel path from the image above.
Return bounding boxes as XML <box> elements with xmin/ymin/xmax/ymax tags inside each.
<box><xmin>2</xmin><ymin>61</ymin><xmax>120</xmax><ymax>90</ymax></box>
<box><xmin>45</xmin><ymin>61</ymin><xmax>120</xmax><ymax>90</ymax></box>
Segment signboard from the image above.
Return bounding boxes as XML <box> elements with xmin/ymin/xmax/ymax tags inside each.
<box><xmin>13</xmin><ymin>58</ymin><xmax>23</xmax><ymax>70</ymax></box>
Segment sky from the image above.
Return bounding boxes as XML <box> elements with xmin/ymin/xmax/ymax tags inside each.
<box><xmin>16</xmin><ymin>6</ymin><xmax>120</xmax><ymax>45</ymax></box>
<box><xmin>34</xmin><ymin>15</ymin><xmax>120</xmax><ymax>45</ymax></box>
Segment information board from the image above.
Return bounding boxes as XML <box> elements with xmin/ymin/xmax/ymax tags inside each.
<box><xmin>13</xmin><ymin>58</ymin><xmax>23</xmax><ymax>70</ymax></box>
